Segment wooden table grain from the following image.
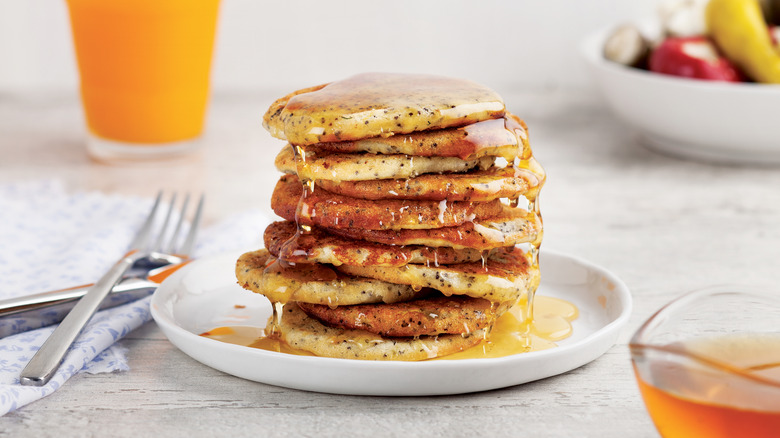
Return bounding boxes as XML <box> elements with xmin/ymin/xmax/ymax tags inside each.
<box><xmin>2</xmin><ymin>90</ymin><xmax>778</xmax><ymax>437</ymax></box>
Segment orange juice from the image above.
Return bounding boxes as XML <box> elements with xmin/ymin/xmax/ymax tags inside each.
<box><xmin>66</xmin><ymin>0</ymin><xmax>220</xmax><ymax>144</ymax></box>
<box><xmin>633</xmin><ymin>334</ymin><xmax>780</xmax><ymax>438</ymax></box>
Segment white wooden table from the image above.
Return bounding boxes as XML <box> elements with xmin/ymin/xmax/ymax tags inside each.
<box><xmin>2</xmin><ymin>90</ymin><xmax>777</xmax><ymax>437</ymax></box>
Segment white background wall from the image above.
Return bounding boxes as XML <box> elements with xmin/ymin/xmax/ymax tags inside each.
<box><xmin>0</xmin><ymin>0</ymin><xmax>656</xmax><ymax>98</ymax></box>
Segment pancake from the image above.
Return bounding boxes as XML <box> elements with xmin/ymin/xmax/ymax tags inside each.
<box><xmin>270</xmin><ymin>303</ymin><xmax>486</xmax><ymax>361</ymax></box>
<box><xmin>336</xmin><ymin>246</ymin><xmax>539</xmax><ymax>304</ymax></box>
<box><xmin>275</xmin><ymin>143</ymin><xmax>495</xmax><ymax>181</ymax></box>
<box><xmin>327</xmin><ymin>206</ymin><xmax>542</xmax><ymax>250</ymax></box>
<box><xmin>297</xmin><ymin>295</ymin><xmax>497</xmax><ymax>337</ymax></box>
<box><xmin>262</xmin><ymin>72</ymin><xmax>505</xmax><ymax>145</ymax></box>
<box><xmin>264</xmin><ymin>221</ymin><xmax>487</xmax><ymax>267</ymax></box>
<box><xmin>310</xmin><ymin>115</ymin><xmax>528</xmax><ymax>161</ymax></box>
<box><xmin>236</xmin><ymin>249</ymin><xmax>424</xmax><ymax>306</ymax></box>
<box><xmin>316</xmin><ymin>165</ymin><xmax>544</xmax><ymax>202</ymax></box>
<box><xmin>271</xmin><ymin>174</ymin><xmax>504</xmax><ymax>231</ymax></box>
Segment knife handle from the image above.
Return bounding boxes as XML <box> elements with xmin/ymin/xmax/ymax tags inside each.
<box><xmin>0</xmin><ymin>284</ymin><xmax>95</xmax><ymax>316</ymax></box>
<box><xmin>0</xmin><ymin>279</ymin><xmax>158</xmax><ymax>339</ymax></box>
<box><xmin>0</xmin><ymin>262</ymin><xmax>187</xmax><ymax>339</ymax></box>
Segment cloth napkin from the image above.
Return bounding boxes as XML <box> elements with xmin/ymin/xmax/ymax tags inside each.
<box><xmin>0</xmin><ymin>180</ymin><xmax>269</xmax><ymax>416</ymax></box>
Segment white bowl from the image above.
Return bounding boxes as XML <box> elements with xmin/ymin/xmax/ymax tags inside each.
<box><xmin>582</xmin><ymin>25</ymin><xmax>780</xmax><ymax>164</ymax></box>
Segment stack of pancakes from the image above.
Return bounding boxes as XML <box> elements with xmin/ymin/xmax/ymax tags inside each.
<box><xmin>236</xmin><ymin>73</ymin><xmax>545</xmax><ymax>361</ymax></box>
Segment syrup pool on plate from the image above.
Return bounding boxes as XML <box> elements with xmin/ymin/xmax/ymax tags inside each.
<box><xmin>200</xmin><ymin>295</ymin><xmax>578</xmax><ymax>360</ymax></box>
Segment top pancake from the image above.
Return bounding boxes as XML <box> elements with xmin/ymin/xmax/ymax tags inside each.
<box><xmin>263</xmin><ymin>73</ymin><xmax>505</xmax><ymax>145</ymax></box>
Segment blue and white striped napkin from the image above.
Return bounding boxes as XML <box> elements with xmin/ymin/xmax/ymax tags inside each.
<box><xmin>0</xmin><ymin>180</ymin><xmax>268</xmax><ymax>416</ymax></box>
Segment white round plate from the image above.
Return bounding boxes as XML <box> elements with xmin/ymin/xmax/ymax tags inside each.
<box><xmin>151</xmin><ymin>250</ymin><xmax>632</xmax><ymax>396</ymax></box>
<box><xmin>582</xmin><ymin>24</ymin><xmax>780</xmax><ymax>165</ymax></box>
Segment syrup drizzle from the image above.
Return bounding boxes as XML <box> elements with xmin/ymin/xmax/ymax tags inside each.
<box><xmin>279</xmin><ymin>144</ymin><xmax>315</xmax><ymax>270</ymax></box>
<box><xmin>493</xmin><ymin>155</ymin><xmax>546</xmax><ymax>340</ymax></box>
<box><xmin>274</xmin><ymin>144</ymin><xmax>317</xmax><ymax>322</ymax></box>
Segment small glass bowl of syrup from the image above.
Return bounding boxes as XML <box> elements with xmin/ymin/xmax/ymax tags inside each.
<box><xmin>630</xmin><ymin>286</ymin><xmax>780</xmax><ymax>438</ymax></box>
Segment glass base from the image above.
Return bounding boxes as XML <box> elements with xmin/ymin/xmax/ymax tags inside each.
<box><xmin>87</xmin><ymin>134</ymin><xmax>202</xmax><ymax>164</ymax></box>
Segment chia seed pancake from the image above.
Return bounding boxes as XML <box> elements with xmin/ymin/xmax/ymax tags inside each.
<box><xmin>236</xmin><ymin>249</ymin><xmax>425</xmax><ymax>306</ymax></box>
<box><xmin>316</xmin><ymin>164</ymin><xmax>544</xmax><ymax>202</ymax></box>
<box><xmin>310</xmin><ymin>115</ymin><xmax>528</xmax><ymax>161</ymax></box>
<box><xmin>269</xmin><ymin>303</ymin><xmax>486</xmax><ymax>361</ymax></box>
<box><xmin>264</xmin><ymin>221</ymin><xmax>487</xmax><ymax>267</ymax></box>
<box><xmin>336</xmin><ymin>246</ymin><xmax>539</xmax><ymax>305</ymax></box>
<box><xmin>275</xmin><ymin>143</ymin><xmax>494</xmax><ymax>181</ymax></box>
<box><xmin>326</xmin><ymin>206</ymin><xmax>542</xmax><ymax>250</ymax></box>
<box><xmin>262</xmin><ymin>72</ymin><xmax>505</xmax><ymax>145</ymax></box>
<box><xmin>297</xmin><ymin>295</ymin><xmax>497</xmax><ymax>337</ymax></box>
<box><xmin>236</xmin><ymin>246</ymin><xmax>535</xmax><ymax>307</ymax></box>
<box><xmin>271</xmin><ymin>174</ymin><xmax>505</xmax><ymax>231</ymax></box>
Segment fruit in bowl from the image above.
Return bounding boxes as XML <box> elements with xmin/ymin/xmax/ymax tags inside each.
<box><xmin>581</xmin><ymin>1</ymin><xmax>780</xmax><ymax>164</ymax></box>
<box><xmin>603</xmin><ymin>0</ymin><xmax>780</xmax><ymax>84</ymax></box>
<box><xmin>649</xmin><ymin>36</ymin><xmax>743</xmax><ymax>81</ymax></box>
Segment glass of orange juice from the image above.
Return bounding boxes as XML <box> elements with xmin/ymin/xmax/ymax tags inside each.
<box><xmin>65</xmin><ymin>0</ymin><xmax>220</xmax><ymax>162</ymax></box>
<box><xmin>630</xmin><ymin>286</ymin><xmax>780</xmax><ymax>438</ymax></box>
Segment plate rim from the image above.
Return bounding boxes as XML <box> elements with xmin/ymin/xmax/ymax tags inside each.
<box><xmin>151</xmin><ymin>249</ymin><xmax>632</xmax><ymax>373</ymax></box>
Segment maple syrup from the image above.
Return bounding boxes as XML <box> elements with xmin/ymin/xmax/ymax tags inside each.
<box><xmin>511</xmin><ymin>155</ymin><xmax>545</xmax><ymax>326</ymax></box>
<box><xmin>279</xmin><ymin>143</ymin><xmax>315</xmax><ymax>270</ymax></box>
<box><xmin>632</xmin><ymin>334</ymin><xmax>780</xmax><ymax>438</ymax></box>
<box><xmin>201</xmin><ymin>326</ymin><xmax>313</xmax><ymax>356</ymax></box>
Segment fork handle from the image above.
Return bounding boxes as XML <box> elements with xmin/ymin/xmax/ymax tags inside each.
<box><xmin>20</xmin><ymin>252</ymin><xmax>144</xmax><ymax>386</ymax></box>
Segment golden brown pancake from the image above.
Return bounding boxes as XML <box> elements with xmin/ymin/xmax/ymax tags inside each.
<box><xmin>271</xmin><ymin>174</ymin><xmax>505</xmax><ymax>230</ymax></box>
<box><xmin>327</xmin><ymin>206</ymin><xmax>542</xmax><ymax>250</ymax></box>
<box><xmin>316</xmin><ymin>165</ymin><xmax>544</xmax><ymax>202</ymax></box>
<box><xmin>310</xmin><ymin>115</ymin><xmax>529</xmax><ymax>161</ymax></box>
<box><xmin>336</xmin><ymin>246</ymin><xmax>539</xmax><ymax>305</ymax></box>
<box><xmin>275</xmin><ymin>143</ymin><xmax>494</xmax><ymax>181</ymax></box>
<box><xmin>236</xmin><ymin>249</ymin><xmax>425</xmax><ymax>306</ymax></box>
<box><xmin>262</xmin><ymin>72</ymin><xmax>505</xmax><ymax>145</ymax></box>
<box><xmin>237</xmin><ymin>246</ymin><xmax>536</xmax><ymax>306</ymax></box>
<box><xmin>297</xmin><ymin>295</ymin><xmax>496</xmax><ymax>337</ymax></box>
<box><xmin>270</xmin><ymin>303</ymin><xmax>486</xmax><ymax>361</ymax></box>
<box><xmin>264</xmin><ymin>221</ymin><xmax>487</xmax><ymax>267</ymax></box>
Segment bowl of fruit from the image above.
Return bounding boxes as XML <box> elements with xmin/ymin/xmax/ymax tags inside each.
<box><xmin>582</xmin><ymin>0</ymin><xmax>780</xmax><ymax>164</ymax></box>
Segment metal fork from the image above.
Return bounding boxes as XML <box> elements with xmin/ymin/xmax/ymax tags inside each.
<box><xmin>0</xmin><ymin>193</ymin><xmax>203</xmax><ymax>335</ymax></box>
<box><xmin>19</xmin><ymin>192</ymin><xmax>204</xmax><ymax>386</ymax></box>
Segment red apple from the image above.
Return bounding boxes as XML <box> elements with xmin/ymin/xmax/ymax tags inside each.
<box><xmin>649</xmin><ymin>36</ymin><xmax>742</xmax><ymax>82</ymax></box>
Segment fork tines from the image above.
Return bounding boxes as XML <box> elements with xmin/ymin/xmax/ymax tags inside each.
<box><xmin>141</xmin><ymin>192</ymin><xmax>204</xmax><ymax>257</ymax></box>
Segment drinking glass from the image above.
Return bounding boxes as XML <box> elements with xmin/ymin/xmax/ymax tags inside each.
<box><xmin>65</xmin><ymin>0</ymin><xmax>220</xmax><ymax>162</ymax></box>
